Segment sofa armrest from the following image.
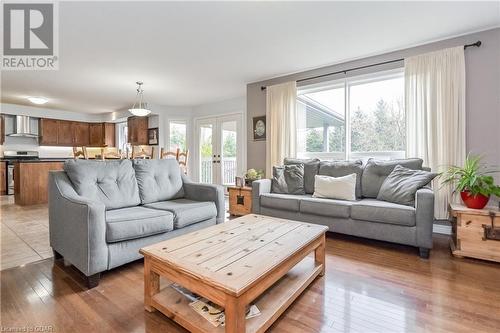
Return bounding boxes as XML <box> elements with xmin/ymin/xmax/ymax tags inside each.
<box><xmin>252</xmin><ymin>179</ymin><xmax>271</xmax><ymax>214</ymax></box>
<box><xmin>49</xmin><ymin>171</ymin><xmax>108</xmax><ymax>276</ymax></box>
<box><xmin>182</xmin><ymin>176</ymin><xmax>225</xmax><ymax>224</ymax></box>
<box><xmin>415</xmin><ymin>187</ymin><xmax>435</xmax><ymax>249</ymax></box>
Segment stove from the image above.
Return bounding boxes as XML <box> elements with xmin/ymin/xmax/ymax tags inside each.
<box><xmin>3</xmin><ymin>151</ymin><xmax>39</xmax><ymax>195</ymax></box>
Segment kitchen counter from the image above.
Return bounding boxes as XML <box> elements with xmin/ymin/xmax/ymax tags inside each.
<box><xmin>0</xmin><ymin>158</ymin><xmax>72</xmax><ymax>163</ymax></box>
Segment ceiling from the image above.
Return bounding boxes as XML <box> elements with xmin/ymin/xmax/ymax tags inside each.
<box><xmin>1</xmin><ymin>1</ymin><xmax>499</xmax><ymax>114</ymax></box>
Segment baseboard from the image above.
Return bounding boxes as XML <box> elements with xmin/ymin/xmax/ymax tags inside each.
<box><xmin>433</xmin><ymin>224</ymin><xmax>451</xmax><ymax>235</ymax></box>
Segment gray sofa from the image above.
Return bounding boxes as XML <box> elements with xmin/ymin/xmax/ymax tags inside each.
<box><xmin>49</xmin><ymin>159</ymin><xmax>224</xmax><ymax>288</ymax></box>
<box><xmin>252</xmin><ymin>158</ymin><xmax>434</xmax><ymax>258</ymax></box>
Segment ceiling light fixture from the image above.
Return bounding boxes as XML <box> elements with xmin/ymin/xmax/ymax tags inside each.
<box><xmin>27</xmin><ymin>96</ymin><xmax>48</xmax><ymax>105</ymax></box>
<box><xmin>128</xmin><ymin>81</ymin><xmax>151</xmax><ymax>117</ymax></box>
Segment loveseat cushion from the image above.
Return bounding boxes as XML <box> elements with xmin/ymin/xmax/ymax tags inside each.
<box><xmin>133</xmin><ymin>159</ymin><xmax>184</xmax><ymax>204</ymax></box>
<box><xmin>300</xmin><ymin>197</ymin><xmax>353</xmax><ymax>218</ymax></box>
<box><xmin>318</xmin><ymin>160</ymin><xmax>363</xmax><ymax>198</ymax></box>
<box><xmin>64</xmin><ymin>159</ymin><xmax>141</xmax><ymax>210</ymax></box>
<box><xmin>361</xmin><ymin>158</ymin><xmax>423</xmax><ymax>198</ymax></box>
<box><xmin>105</xmin><ymin>206</ymin><xmax>174</xmax><ymax>243</ymax></box>
<box><xmin>284</xmin><ymin>158</ymin><xmax>320</xmax><ymax>194</ymax></box>
<box><xmin>145</xmin><ymin>199</ymin><xmax>217</xmax><ymax>229</ymax></box>
<box><xmin>350</xmin><ymin>199</ymin><xmax>416</xmax><ymax>226</ymax></box>
<box><xmin>260</xmin><ymin>193</ymin><xmax>310</xmax><ymax>212</ymax></box>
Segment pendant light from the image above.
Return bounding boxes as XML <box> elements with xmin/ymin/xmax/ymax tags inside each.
<box><xmin>128</xmin><ymin>81</ymin><xmax>151</xmax><ymax>116</ymax></box>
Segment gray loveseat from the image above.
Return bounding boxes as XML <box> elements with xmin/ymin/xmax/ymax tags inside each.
<box><xmin>49</xmin><ymin>159</ymin><xmax>224</xmax><ymax>287</ymax></box>
<box><xmin>252</xmin><ymin>158</ymin><xmax>434</xmax><ymax>258</ymax></box>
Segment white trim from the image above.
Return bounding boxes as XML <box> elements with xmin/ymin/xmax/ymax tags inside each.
<box><xmin>433</xmin><ymin>224</ymin><xmax>452</xmax><ymax>235</ymax></box>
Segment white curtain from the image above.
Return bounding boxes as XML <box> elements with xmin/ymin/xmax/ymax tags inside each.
<box><xmin>266</xmin><ymin>81</ymin><xmax>297</xmax><ymax>177</ymax></box>
<box><xmin>405</xmin><ymin>46</ymin><xmax>466</xmax><ymax>219</ymax></box>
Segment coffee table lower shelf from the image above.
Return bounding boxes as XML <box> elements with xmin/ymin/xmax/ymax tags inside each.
<box><xmin>150</xmin><ymin>256</ymin><xmax>322</xmax><ymax>333</ymax></box>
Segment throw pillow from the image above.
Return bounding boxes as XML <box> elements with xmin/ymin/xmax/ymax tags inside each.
<box><xmin>271</xmin><ymin>164</ymin><xmax>305</xmax><ymax>195</ymax></box>
<box><xmin>318</xmin><ymin>160</ymin><xmax>363</xmax><ymax>199</ymax></box>
<box><xmin>312</xmin><ymin>174</ymin><xmax>357</xmax><ymax>201</ymax></box>
<box><xmin>377</xmin><ymin>165</ymin><xmax>438</xmax><ymax>206</ymax></box>
<box><xmin>284</xmin><ymin>158</ymin><xmax>320</xmax><ymax>194</ymax></box>
<box><xmin>361</xmin><ymin>158</ymin><xmax>424</xmax><ymax>198</ymax></box>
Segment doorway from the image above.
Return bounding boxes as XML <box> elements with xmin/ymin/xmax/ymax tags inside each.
<box><xmin>194</xmin><ymin>114</ymin><xmax>245</xmax><ymax>187</ymax></box>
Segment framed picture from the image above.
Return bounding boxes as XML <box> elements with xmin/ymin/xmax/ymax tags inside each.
<box><xmin>235</xmin><ymin>176</ymin><xmax>244</xmax><ymax>188</ymax></box>
<box><xmin>253</xmin><ymin>116</ymin><xmax>266</xmax><ymax>141</ymax></box>
<box><xmin>148</xmin><ymin>128</ymin><xmax>159</xmax><ymax>145</ymax></box>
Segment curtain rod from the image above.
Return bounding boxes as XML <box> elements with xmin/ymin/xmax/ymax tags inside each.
<box><xmin>260</xmin><ymin>40</ymin><xmax>481</xmax><ymax>91</ymax></box>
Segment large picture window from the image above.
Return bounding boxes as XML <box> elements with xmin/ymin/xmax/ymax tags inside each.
<box><xmin>297</xmin><ymin>69</ymin><xmax>405</xmax><ymax>160</ymax></box>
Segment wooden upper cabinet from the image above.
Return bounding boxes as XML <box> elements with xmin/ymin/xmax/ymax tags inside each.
<box><xmin>104</xmin><ymin>123</ymin><xmax>115</xmax><ymax>147</ymax></box>
<box><xmin>73</xmin><ymin>122</ymin><xmax>89</xmax><ymax>146</ymax></box>
<box><xmin>57</xmin><ymin>120</ymin><xmax>74</xmax><ymax>146</ymax></box>
<box><xmin>127</xmin><ymin>116</ymin><xmax>148</xmax><ymax>145</ymax></box>
<box><xmin>89</xmin><ymin>123</ymin><xmax>103</xmax><ymax>146</ymax></box>
<box><xmin>89</xmin><ymin>122</ymin><xmax>115</xmax><ymax>147</ymax></box>
<box><xmin>0</xmin><ymin>115</ymin><xmax>4</xmax><ymax>145</ymax></box>
<box><xmin>38</xmin><ymin>118</ymin><xmax>115</xmax><ymax>147</ymax></box>
<box><xmin>39</xmin><ymin>118</ymin><xmax>59</xmax><ymax>145</ymax></box>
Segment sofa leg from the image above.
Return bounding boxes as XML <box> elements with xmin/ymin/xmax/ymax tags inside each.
<box><xmin>85</xmin><ymin>273</ymin><xmax>101</xmax><ymax>289</ymax></box>
<box><xmin>53</xmin><ymin>250</ymin><xmax>63</xmax><ymax>260</ymax></box>
<box><xmin>419</xmin><ymin>248</ymin><xmax>430</xmax><ymax>259</ymax></box>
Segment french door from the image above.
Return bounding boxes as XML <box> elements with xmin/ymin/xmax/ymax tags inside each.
<box><xmin>195</xmin><ymin>114</ymin><xmax>244</xmax><ymax>187</ymax></box>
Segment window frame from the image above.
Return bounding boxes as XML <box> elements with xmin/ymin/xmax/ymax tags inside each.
<box><xmin>296</xmin><ymin>68</ymin><xmax>405</xmax><ymax>161</ymax></box>
<box><xmin>167</xmin><ymin>119</ymin><xmax>188</xmax><ymax>152</ymax></box>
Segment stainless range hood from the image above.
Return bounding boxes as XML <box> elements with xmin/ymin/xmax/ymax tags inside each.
<box><xmin>6</xmin><ymin>115</ymin><xmax>39</xmax><ymax>138</ymax></box>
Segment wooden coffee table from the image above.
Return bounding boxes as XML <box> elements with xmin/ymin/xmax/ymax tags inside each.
<box><xmin>139</xmin><ymin>214</ymin><xmax>328</xmax><ymax>333</ymax></box>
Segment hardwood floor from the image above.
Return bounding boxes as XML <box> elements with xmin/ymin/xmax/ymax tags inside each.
<box><xmin>1</xmin><ymin>233</ymin><xmax>499</xmax><ymax>333</ymax></box>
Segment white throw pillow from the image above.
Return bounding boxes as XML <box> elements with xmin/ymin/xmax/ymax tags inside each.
<box><xmin>313</xmin><ymin>174</ymin><xmax>357</xmax><ymax>201</ymax></box>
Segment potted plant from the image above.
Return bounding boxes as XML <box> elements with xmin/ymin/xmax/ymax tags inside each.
<box><xmin>244</xmin><ymin>168</ymin><xmax>264</xmax><ymax>187</ymax></box>
<box><xmin>441</xmin><ymin>154</ymin><xmax>500</xmax><ymax>209</ymax></box>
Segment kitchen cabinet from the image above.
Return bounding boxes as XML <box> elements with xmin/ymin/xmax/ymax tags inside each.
<box><xmin>57</xmin><ymin>120</ymin><xmax>74</xmax><ymax>146</ymax></box>
<box><xmin>73</xmin><ymin>122</ymin><xmax>90</xmax><ymax>146</ymax></box>
<box><xmin>127</xmin><ymin>116</ymin><xmax>148</xmax><ymax>145</ymax></box>
<box><xmin>0</xmin><ymin>162</ymin><xmax>6</xmax><ymax>195</ymax></box>
<box><xmin>89</xmin><ymin>123</ymin><xmax>115</xmax><ymax>147</ymax></box>
<box><xmin>39</xmin><ymin>118</ymin><xmax>59</xmax><ymax>145</ymax></box>
<box><xmin>0</xmin><ymin>115</ymin><xmax>4</xmax><ymax>145</ymax></box>
<box><xmin>39</xmin><ymin>118</ymin><xmax>114</xmax><ymax>147</ymax></box>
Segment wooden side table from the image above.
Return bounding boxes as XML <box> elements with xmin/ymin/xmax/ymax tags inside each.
<box><xmin>228</xmin><ymin>186</ymin><xmax>252</xmax><ymax>216</ymax></box>
<box><xmin>449</xmin><ymin>203</ymin><xmax>500</xmax><ymax>263</ymax></box>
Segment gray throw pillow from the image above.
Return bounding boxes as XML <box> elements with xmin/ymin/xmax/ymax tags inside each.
<box><xmin>271</xmin><ymin>164</ymin><xmax>305</xmax><ymax>195</ymax></box>
<box><xmin>362</xmin><ymin>158</ymin><xmax>424</xmax><ymax>198</ymax></box>
<box><xmin>284</xmin><ymin>158</ymin><xmax>320</xmax><ymax>194</ymax></box>
<box><xmin>377</xmin><ymin>165</ymin><xmax>437</xmax><ymax>206</ymax></box>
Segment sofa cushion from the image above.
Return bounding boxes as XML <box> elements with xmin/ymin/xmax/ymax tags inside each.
<box><xmin>318</xmin><ymin>160</ymin><xmax>363</xmax><ymax>198</ymax></box>
<box><xmin>145</xmin><ymin>199</ymin><xmax>217</xmax><ymax>229</ymax></box>
<box><xmin>271</xmin><ymin>164</ymin><xmax>305</xmax><ymax>195</ymax></box>
<box><xmin>361</xmin><ymin>158</ymin><xmax>424</xmax><ymax>198</ymax></box>
<box><xmin>284</xmin><ymin>158</ymin><xmax>320</xmax><ymax>194</ymax></box>
<box><xmin>260</xmin><ymin>193</ymin><xmax>310</xmax><ymax>212</ymax></box>
<box><xmin>351</xmin><ymin>199</ymin><xmax>416</xmax><ymax>226</ymax></box>
<box><xmin>300</xmin><ymin>197</ymin><xmax>353</xmax><ymax>218</ymax></box>
<box><xmin>133</xmin><ymin>159</ymin><xmax>184</xmax><ymax>204</ymax></box>
<box><xmin>377</xmin><ymin>165</ymin><xmax>437</xmax><ymax>206</ymax></box>
<box><xmin>64</xmin><ymin>159</ymin><xmax>141</xmax><ymax>210</ymax></box>
<box><xmin>105</xmin><ymin>206</ymin><xmax>174</xmax><ymax>243</ymax></box>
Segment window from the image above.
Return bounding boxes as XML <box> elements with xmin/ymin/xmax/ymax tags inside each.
<box><xmin>169</xmin><ymin>121</ymin><xmax>187</xmax><ymax>151</ymax></box>
<box><xmin>297</xmin><ymin>69</ymin><xmax>405</xmax><ymax>160</ymax></box>
<box><xmin>116</xmin><ymin>121</ymin><xmax>128</xmax><ymax>152</ymax></box>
